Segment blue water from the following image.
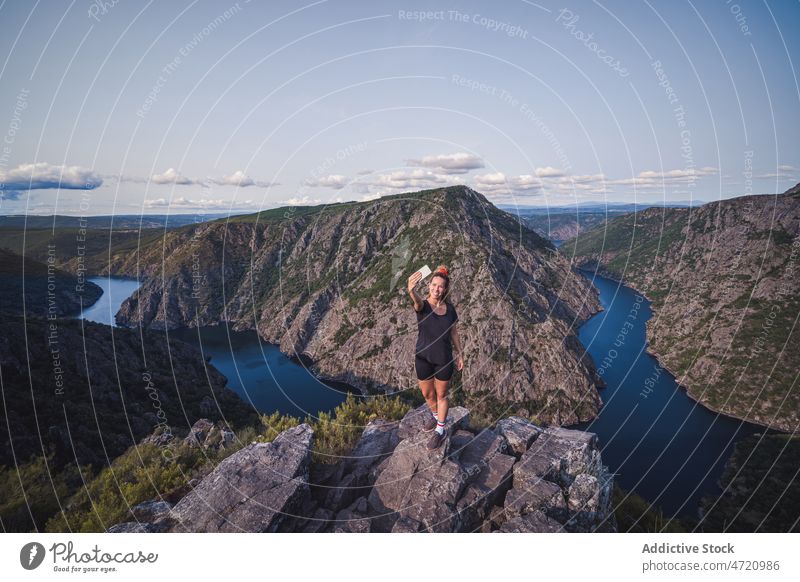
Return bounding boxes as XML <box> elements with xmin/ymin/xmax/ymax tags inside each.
<box><xmin>571</xmin><ymin>271</ymin><xmax>774</xmax><ymax>518</ymax></box>
<box><xmin>79</xmin><ymin>276</ymin><xmax>142</xmax><ymax>326</ymax></box>
<box><xmin>80</xmin><ymin>277</ymin><xmax>350</xmax><ymax>417</ymax></box>
<box><xmin>168</xmin><ymin>326</ymin><xmax>351</xmax><ymax>418</ymax></box>
<box><xmin>83</xmin><ymin>274</ymin><xmax>774</xmax><ymax>517</ymax></box>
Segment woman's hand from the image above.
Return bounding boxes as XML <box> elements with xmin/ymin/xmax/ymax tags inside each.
<box><xmin>456</xmin><ymin>354</ymin><xmax>464</xmax><ymax>371</ymax></box>
<box><xmin>407</xmin><ymin>271</ymin><xmax>422</xmax><ymax>293</ymax></box>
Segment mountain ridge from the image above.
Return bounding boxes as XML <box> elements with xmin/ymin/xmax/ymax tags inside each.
<box><xmin>561</xmin><ymin>184</ymin><xmax>800</xmax><ymax>431</ymax></box>
<box><xmin>107</xmin><ymin>185</ymin><xmax>603</xmax><ymax>425</ymax></box>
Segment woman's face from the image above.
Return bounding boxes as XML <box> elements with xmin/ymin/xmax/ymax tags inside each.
<box><xmin>429</xmin><ymin>275</ymin><xmax>447</xmax><ymax>300</ymax></box>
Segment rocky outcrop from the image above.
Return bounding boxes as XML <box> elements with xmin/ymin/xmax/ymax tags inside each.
<box><xmin>111</xmin><ymin>405</ymin><xmax>615</xmax><ymax>533</ymax></box>
<box><xmin>110</xmin><ymin>186</ymin><xmax>602</xmax><ymax>425</ymax></box>
<box><xmin>313</xmin><ymin>405</ymin><xmax>615</xmax><ymax>532</ymax></box>
<box><xmin>182</xmin><ymin>418</ymin><xmax>236</xmax><ymax>451</ymax></box>
<box><xmin>562</xmin><ymin>185</ymin><xmax>800</xmax><ymax>431</ymax></box>
<box><xmin>110</xmin><ymin>424</ymin><xmax>315</xmax><ymax>533</ymax></box>
<box><xmin>167</xmin><ymin>424</ymin><xmax>314</xmax><ymax>532</ymax></box>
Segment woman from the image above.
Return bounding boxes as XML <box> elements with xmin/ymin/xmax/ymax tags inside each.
<box><xmin>406</xmin><ymin>264</ymin><xmax>464</xmax><ymax>450</ymax></box>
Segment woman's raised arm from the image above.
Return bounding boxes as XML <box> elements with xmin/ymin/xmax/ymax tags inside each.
<box><xmin>407</xmin><ymin>271</ymin><xmax>424</xmax><ymax>312</ymax></box>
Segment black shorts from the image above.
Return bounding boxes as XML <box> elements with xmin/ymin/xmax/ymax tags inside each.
<box><xmin>415</xmin><ymin>355</ymin><xmax>454</xmax><ymax>381</ymax></box>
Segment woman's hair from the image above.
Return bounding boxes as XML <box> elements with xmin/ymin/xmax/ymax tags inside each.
<box><xmin>430</xmin><ymin>264</ymin><xmax>451</xmax><ymax>303</ymax></box>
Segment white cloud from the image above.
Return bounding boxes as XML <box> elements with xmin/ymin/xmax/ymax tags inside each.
<box><xmin>609</xmin><ymin>167</ymin><xmax>718</xmax><ymax>188</ymax></box>
<box><xmin>366</xmin><ymin>169</ymin><xmax>453</xmax><ymax>191</ymax></box>
<box><xmin>151</xmin><ymin>168</ymin><xmax>195</xmax><ymax>185</ymax></box>
<box><xmin>0</xmin><ymin>162</ymin><xmax>103</xmax><ymax>190</ymax></box>
<box><xmin>405</xmin><ymin>153</ymin><xmax>484</xmax><ymax>174</ymax></box>
<box><xmin>282</xmin><ymin>195</ymin><xmax>322</xmax><ymax>205</ymax></box>
<box><xmin>143</xmin><ymin>196</ymin><xmax>257</xmax><ymax>210</ymax></box>
<box><xmin>304</xmin><ymin>174</ymin><xmax>349</xmax><ymax>189</ymax></box>
<box><xmin>473</xmin><ymin>172</ymin><xmax>545</xmax><ymax>196</ymax></box>
<box><xmin>534</xmin><ymin>166</ymin><xmax>566</xmax><ymax>178</ymax></box>
<box><xmin>755</xmin><ymin>165</ymin><xmax>797</xmax><ymax>179</ymax></box>
<box><xmin>208</xmin><ymin>170</ymin><xmax>275</xmax><ymax>188</ymax></box>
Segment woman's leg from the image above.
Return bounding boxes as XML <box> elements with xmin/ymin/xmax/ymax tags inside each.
<box><xmin>415</xmin><ymin>356</ymin><xmax>438</xmax><ymax>415</ymax></box>
<box><xmin>434</xmin><ymin>378</ymin><xmax>449</xmax><ymax>427</ymax></box>
<box><xmin>418</xmin><ymin>378</ymin><xmax>437</xmax><ymax>414</ymax></box>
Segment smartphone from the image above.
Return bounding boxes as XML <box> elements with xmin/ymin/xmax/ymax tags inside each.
<box><xmin>416</xmin><ymin>265</ymin><xmax>432</xmax><ymax>281</ymax></box>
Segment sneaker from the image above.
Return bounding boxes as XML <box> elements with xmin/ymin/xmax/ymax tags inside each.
<box><xmin>426</xmin><ymin>427</ymin><xmax>447</xmax><ymax>450</ymax></box>
<box><xmin>422</xmin><ymin>412</ymin><xmax>438</xmax><ymax>432</ymax></box>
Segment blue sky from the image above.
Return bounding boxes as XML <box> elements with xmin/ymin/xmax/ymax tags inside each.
<box><xmin>0</xmin><ymin>0</ymin><xmax>797</xmax><ymax>214</ymax></box>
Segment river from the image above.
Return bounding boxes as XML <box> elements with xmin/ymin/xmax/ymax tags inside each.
<box><xmin>83</xmin><ymin>274</ymin><xmax>773</xmax><ymax>518</ymax></box>
<box><xmin>80</xmin><ymin>277</ymin><xmax>349</xmax><ymax>417</ymax></box>
<box><xmin>570</xmin><ymin>271</ymin><xmax>775</xmax><ymax>518</ymax></box>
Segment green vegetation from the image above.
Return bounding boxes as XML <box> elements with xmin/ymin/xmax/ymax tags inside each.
<box><xmin>0</xmin><ymin>226</ymin><xmax>166</xmax><ymax>275</ymax></box>
<box><xmin>611</xmin><ymin>485</ymin><xmax>689</xmax><ymax>532</ymax></box>
<box><xmin>4</xmin><ymin>393</ymin><xmax>410</xmax><ymax>533</ymax></box>
<box><xmin>697</xmin><ymin>434</ymin><xmax>800</xmax><ymax>532</ymax></box>
<box><xmin>562</xmin><ymin>208</ymin><xmax>688</xmax><ymax>282</ymax></box>
<box><xmin>0</xmin><ymin>454</ymin><xmax>89</xmax><ymax>532</ymax></box>
<box><xmin>333</xmin><ymin>320</ymin><xmax>358</xmax><ymax>347</ymax></box>
<box><xmin>311</xmin><ymin>393</ymin><xmax>410</xmax><ymax>463</ymax></box>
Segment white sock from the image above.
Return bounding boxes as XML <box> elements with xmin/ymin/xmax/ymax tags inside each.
<box><xmin>431</xmin><ymin>408</ymin><xmax>438</xmax><ymax>420</ymax></box>
<box><xmin>435</xmin><ymin>420</ymin><xmax>445</xmax><ymax>435</ymax></box>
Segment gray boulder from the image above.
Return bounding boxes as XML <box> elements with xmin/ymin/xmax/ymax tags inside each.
<box><xmin>322</xmin><ymin>418</ymin><xmax>401</xmax><ymax>512</ymax></box>
<box><xmin>495</xmin><ymin>416</ymin><xmax>542</xmax><ymax>456</ymax></box>
<box><xmin>183</xmin><ymin>418</ymin><xmax>235</xmax><ymax>451</ymax></box>
<box><xmin>168</xmin><ymin>424</ymin><xmax>314</xmax><ymax>532</ymax></box>
<box><xmin>502</xmin><ymin>425</ymin><xmax>614</xmax><ymax>532</ymax></box>
<box><xmin>498</xmin><ymin>510</ymin><xmax>564</xmax><ymax>533</ymax></box>
<box><xmin>367</xmin><ymin>406</ymin><xmax>512</xmax><ymax>532</ymax></box>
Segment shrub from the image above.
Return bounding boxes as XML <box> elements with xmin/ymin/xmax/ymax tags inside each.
<box><xmin>0</xmin><ymin>454</ymin><xmax>87</xmax><ymax>532</ymax></box>
<box><xmin>310</xmin><ymin>392</ymin><xmax>410</xmax><ymax>463</ymax></box>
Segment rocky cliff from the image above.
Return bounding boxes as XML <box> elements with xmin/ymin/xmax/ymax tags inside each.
<box><xmin>110</xmin><ymin>185</ymin><xmax>602</xmax><ymax>425</ymax></box>
<box><xmin>562</xmin><ymin>185</ymin><xmax>800</xmax><ymax>431</ymax></box>
<box><xmin>520</xmin><ymin>212</ymin><xmax>612</xmax><ymax>242</ymax></box>
<box><xmin>108</xmin><ymin>404</ymin><xmax>615</xmax><ymax>533</ymax></box>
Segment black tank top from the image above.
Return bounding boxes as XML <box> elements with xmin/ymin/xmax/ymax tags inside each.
<box><xmin>415</xmin><ymin>299</ymin><xmax>458</xmax><ymax>364</ymax></box>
